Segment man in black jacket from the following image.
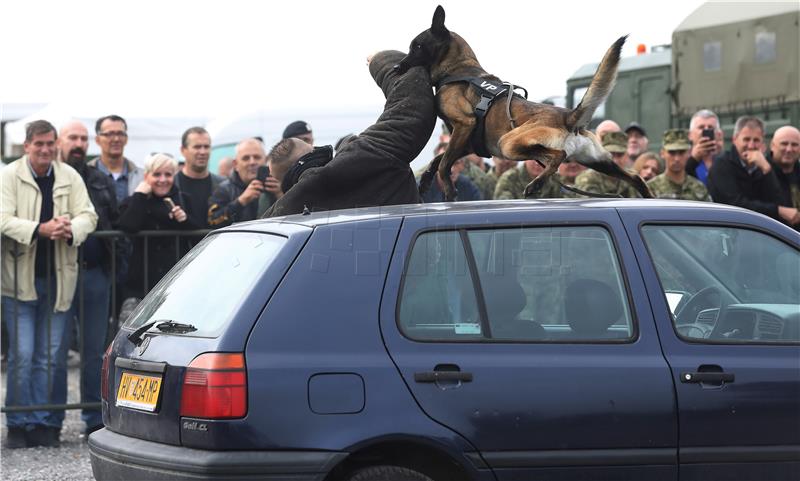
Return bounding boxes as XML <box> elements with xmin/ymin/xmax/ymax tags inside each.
<box><xmin>265</xmin><ymin>50</ymin><xmax>436</xmax><ymax>217</ymax></box>
<box><xmin>208</xmin><ymin>138</ymin><xmax>276</xmax><ymax>227</ymax></box>
<box><xmin>708</xmin><ymin>116</ymin><xmax>800</xmax><ymax>227</ymax></box>
<box><xmin>57</xmin><ymin>120</ymin><xmax>118</xmax><ymax>438</ymax></box>
<box><xmin>770</xmin><ymin>126</ymin><xmax>800</xmax><ymax>215</ymax></box>
<box><xmin>175</xmin><ymin>127</ymin><xmax>223</xmax><ymax>228</ymax></box>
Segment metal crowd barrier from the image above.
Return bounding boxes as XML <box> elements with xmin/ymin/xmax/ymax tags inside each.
<box><xmin>1</xmin><ymin>229</ymin><xmax>212</xmax><ymax>414</ymax></box>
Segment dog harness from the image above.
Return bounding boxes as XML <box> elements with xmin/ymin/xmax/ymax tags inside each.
<box><xmin>436</xmin><ymin>76</ymin><xmax>528</xmax><ymax>158</ymax></box>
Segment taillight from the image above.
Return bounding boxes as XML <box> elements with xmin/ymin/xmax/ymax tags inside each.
<box><xmin>101</xmin><ymin>343</ymin><xmax>112</xmax><ymax>401</ymax></box>
<box><xmin>180</xmin><ymin>353</ymin><xmax>247</xmax><ymax>419</ymax></box>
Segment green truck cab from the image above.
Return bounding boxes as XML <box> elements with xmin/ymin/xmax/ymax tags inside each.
<box><xmin>567</xmin><ymin>2</ymin><xmax>799</xmax><ymax>149</ymax></box>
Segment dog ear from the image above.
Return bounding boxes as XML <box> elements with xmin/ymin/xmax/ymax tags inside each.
<box><xmin>431</xmin><ymin>5</ymin><xmax>448</xmax><ymax>37</ymax></box>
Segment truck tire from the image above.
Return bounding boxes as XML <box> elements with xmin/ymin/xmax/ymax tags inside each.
<box><xmin>346</xmin><ymin>465</ymin><xmax>434</xmax><ymax>481</ymax></box>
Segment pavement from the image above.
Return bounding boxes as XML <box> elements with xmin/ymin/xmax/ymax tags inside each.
<box><xmin>0</xmin><ymin>354</ymin><xmax>95</xmax><ymax>481</ymax></box>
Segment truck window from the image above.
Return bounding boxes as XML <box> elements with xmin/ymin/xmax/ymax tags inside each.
<box><xmin>755</xmin><ymin>31</ymin><xmax>776</xmax><ymax>64</ymax></box>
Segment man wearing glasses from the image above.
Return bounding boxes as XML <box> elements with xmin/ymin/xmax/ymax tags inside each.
<box><xmin>88</xmin><ymin>115</ymin><xmax>143</xmax><ymax>204</ymax></box>
<box><xmin>86</xmin><ymin>115</ymin><xmax>139</xmax><ymax>328</ymax></box>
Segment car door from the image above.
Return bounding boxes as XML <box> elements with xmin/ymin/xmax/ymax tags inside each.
<box><xmin>619</xmin><ymin>206</ymin><xmax>800</xmax><ymax>481</ymax></box>
<box><xmin>380</xmin><ymin>207</ymin><xmax>678</xmax><ymax>481</ymax></box>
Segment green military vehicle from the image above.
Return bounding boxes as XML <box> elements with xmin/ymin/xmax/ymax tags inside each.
<box><xmin>566</xmin><ymin>2</ymin><xmax>799</xmax><ymax>150</ymax></box>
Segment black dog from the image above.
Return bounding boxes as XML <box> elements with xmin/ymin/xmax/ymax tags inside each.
<box><xmin>395</xmin><ymin>6</ymin><xmax>653</xmax><ymax>200</ymax></box>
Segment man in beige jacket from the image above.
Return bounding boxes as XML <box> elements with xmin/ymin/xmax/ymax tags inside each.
<box><xmin>0</xmin><ymin>120</ymin><xmax>97</xmax><ymax>448</ymax></box>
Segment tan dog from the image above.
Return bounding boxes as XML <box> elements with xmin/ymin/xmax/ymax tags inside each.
<box><xmin>395</xmin><ymin>6</ymin><xmax>653</xmax><ymax>200</ymax></box>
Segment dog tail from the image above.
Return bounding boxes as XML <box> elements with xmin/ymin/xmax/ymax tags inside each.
<box><xmin>566</xmin><ymin>35</ymin><xmax>627</xmax><ymax>131</ymax></box>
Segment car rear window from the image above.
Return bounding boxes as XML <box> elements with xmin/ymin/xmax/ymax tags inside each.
<box><xmin>123</xmin><ymin>232</ymin><xmax>287</xmax><ymax>337</ymax></box>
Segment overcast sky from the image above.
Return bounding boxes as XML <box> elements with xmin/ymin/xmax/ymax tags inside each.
<box><xmin>1</xmin><ymin>0</ymin><xmax>710</xmax><ymax>120</ymax></box>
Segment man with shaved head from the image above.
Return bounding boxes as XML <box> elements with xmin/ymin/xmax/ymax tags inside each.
<box><xmin>57</xmin><ymin>120</ymin><xmax>118</xmax><ymax>439</ymax></box>
<box><xmin>770</xmin><ymin>126</ymin><xmax>800</xmax><ymax>220</ymax></box>
<box><xmin>267</xmin><ymin>138</ymin><xmax>314</xmax><ymax>198</ymax></box>
<box><xmin>595</xmin><ymin>120</ymin><xmax>621</xmax><ymax>142</ymax></box>
<box><xmin>217</xmin><ymin>156</ymin><xmax>234</xmax><ymax>178</ymax></box>
<box><xmin>686</xmin><ymin>109</ymin><xmax>723</xmax><ymax>186</ymax></box>
<box><xmin>208</xmin><ymin>138</ymin><xmax>276</xmax><ymax>227</ymax></box>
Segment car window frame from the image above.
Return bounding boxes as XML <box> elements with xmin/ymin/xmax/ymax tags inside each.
<box><xmin>396</xmin><ymin>222</ymin><xmax>640</xmax><ymax>344</ymax></box>
<box><xmin>638</xmin><ymin>220</ymin><xmax>800</xmax><ymax>346</ymax></box>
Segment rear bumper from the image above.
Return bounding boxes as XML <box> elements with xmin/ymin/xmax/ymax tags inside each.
<box><xmin>89</xmin><ymin>428</ymin><xmax>348</xmax><ymax>481</ymax></box>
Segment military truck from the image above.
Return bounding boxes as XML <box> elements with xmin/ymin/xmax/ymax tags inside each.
<box><xmin>566</xmin><ymin>2</ymin><xmax>799</xmax><ymax>150</ymax></box>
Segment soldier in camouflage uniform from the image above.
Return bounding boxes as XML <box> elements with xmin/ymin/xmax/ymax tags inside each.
<box><xmin>573</xmin><ymin>131</ymin><xmax>641</xmax><ymax>197</ymax></box>
<box><xmin>486</xmin><ymin>155</ymin><xmax>516</xmax><ymax>197</ymax></box>
<box><xmin>461</xmin><ymin>154</ymin><xmax>497</xmax><ymax>200</ymax></box>
<box><xmin>494</xmin><ymin>160</ymin><xmax>571</xmax><ymax>199</ymax></box>
<box><xmin>647</xmin><ymin>129</ymin><xmax>711</xmax><ymax>201</ymax></box>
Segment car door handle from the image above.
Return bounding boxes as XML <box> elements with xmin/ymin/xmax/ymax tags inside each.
<box><xmin>414</xmin><ymin>371</ymin><xmax>473</xmax><ymax>383</ymax></box>
<box><xmin>681</xmin><ymin>371</ymin><xmax>735</xmax><ymax>383</ymax></box>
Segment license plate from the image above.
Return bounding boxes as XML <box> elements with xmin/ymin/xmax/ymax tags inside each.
<box><xmin>116</xmin><ymin>372</ymin><xmax>163</xmax><ymax>412</ymax></box>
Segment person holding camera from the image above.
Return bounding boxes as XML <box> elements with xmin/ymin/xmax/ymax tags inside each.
<box><xmin>208</xmin><ymin>138</ymin><xmax>276</xmax><ymax>228</ymax></box>
<box><xmin>686</xmin><ymin>109</ymin><xmax>723</xmax><ymax>186</ymax></box>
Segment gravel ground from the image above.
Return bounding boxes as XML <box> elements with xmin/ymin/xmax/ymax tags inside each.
<box><xmin>1</xmin><ymin>354</ymin><xmax>95</xmax><ymax>481</ymax></box>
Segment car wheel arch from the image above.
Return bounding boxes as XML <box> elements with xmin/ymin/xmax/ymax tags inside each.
<box><xmin>324</xmin><ymin>438</ymin><xmax>475</xmax><ymax>481</ymax></box>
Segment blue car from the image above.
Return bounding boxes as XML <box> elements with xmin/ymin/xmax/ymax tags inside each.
<box><xmin>89</xmin><ymin>199</ymin><xmax>800</xmax><ymax>481</ymax></box>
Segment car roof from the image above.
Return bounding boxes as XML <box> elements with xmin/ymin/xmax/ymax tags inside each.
<box><xmin>224</xmin><ymin>199</ymin><xmax>746</xmax><ymax>232</ymax></box>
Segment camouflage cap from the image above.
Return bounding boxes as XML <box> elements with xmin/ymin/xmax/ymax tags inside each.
<box><xmin>662</xmin><ymin>129</ymin><xmax>691</xmax><ymax>150</ymax></box>
<box><xmin>601</xmin><ymin>131</ymin><xmax>628</xmax><ymax>153</ymax></box>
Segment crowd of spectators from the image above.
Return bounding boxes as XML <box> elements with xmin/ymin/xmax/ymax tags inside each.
<box><xmin>436</xmin><ymin>110</ymin><xmax>800</xmax><ymax>232</ymax></box>
<box><xmin>1</xmin><ymin>104</ymin><xmax>798</xmax><ymax>449</ymax></box>
<box><xmin>0</xmin><ymin>116</ymin><xmax>319</xmax><ymax>448</ymax></box>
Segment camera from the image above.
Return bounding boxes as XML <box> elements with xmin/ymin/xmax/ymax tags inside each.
<box><xmin>702</xmin><ymin>128</ymin><xmax>715</xmax><ymax>141</ymax></box>
<box><xmin>256</xmin><ymin>165</ymin><xmax>270</xmax><ymax>183</ymax></box>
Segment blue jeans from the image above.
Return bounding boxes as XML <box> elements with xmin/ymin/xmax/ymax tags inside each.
<box><xmin>59</xmin><ymin>266</ymin><xmax>110</xmax><ymax>429</ymax></box>
<box><xmin>2</xmin><ymin>277</ymin><xmax>70</xmax><ymax>429</ymax></box>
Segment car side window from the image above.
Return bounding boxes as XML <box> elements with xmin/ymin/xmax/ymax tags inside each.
<box><xmin>398</xmin><ymin>226</ymin><xmax>634</xmax><ymax>342</ymax></box>
<box><xmin>398</xmin><ymin>231</ymin><xmax>482</xmax><ymax>340</ymax></box>
<box><xmin>641</xmin><ymin>225</ymin><xmax>800</xmax><ymax>343</ymax></box>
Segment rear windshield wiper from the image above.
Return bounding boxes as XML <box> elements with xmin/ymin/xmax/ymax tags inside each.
<box><xmin>155</xmin><ymin>320</ymin><xmax>197</xmax><ymax>334</ymax></box>
<box><xmin>127</xmin><ymin>320</ymin><xmax>197</xmax><ymax>346</ymax></box>
<box><xmin>128</xmin><ymin>320</ymin><xmax>158</xmax><ymax>346</ymax></box>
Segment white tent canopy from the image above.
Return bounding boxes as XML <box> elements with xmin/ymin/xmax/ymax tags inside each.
<box><xmin>206</xmin><ymin>106</ymin><xmax>384</xmax><ymax>149</ymax></box>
